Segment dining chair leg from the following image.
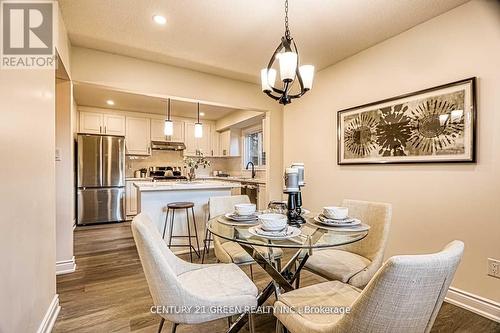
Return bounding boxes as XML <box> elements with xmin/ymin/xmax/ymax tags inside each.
<box><xmin>275</xmin><ymin>319</ymin><xmax>283</xmax><ymax>333</ymax></box>
<box><xmin>158</xmin><ymin>317</ymin><xmax>165</xmax><ymax>333</ymax></box>
<box><xmin>170</xmin><ymin>322</ymin><xmax>178</xmax><ymax>333</ymax></box>
<box><xmin>295</xmin><ymin>271</ymin><xmax>301</xmax><ymax>289</ymax></box>
<box><xmin>201</xmin><ymin>224</ymin><xmax>211</xmax><ymax>263</ymax></box>
<box><xmin>248</xmin><ymin>312</ymin><xmax>255</xmax><ymax>333</ymax></box>
<box><xmin>249</xmin><ymin>264</ymin><xmax>254</xmax><ymax>281</ymax></box>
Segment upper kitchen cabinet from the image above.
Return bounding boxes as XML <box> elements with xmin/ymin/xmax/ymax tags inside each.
<box><xmin>79</xmin><ymin>111</ymin><xmax>125</xmax><ymax>135</ymax></box>
<box><xmin>125</xmin><ymin>116</ymin><xmax>151</xmax><ymax>155</ymax></box>
<box><xmin>103</xmin><ymin>114</ymin><xmax>126</xmax><ymax>135</ymax></box>
<box><xmin>219</xmin><ymin>129</ymin><xmax>240</xmax><ymax>157</ymax></box>
<box><xmin>151</xmin><ymin>118</ymin><xmax>185</xmax><ymax>143</ymax></box>
<box><xmin>185</xmin><ymin>122</ymin><xmax>212</xmax><ymax>156</ymax></box>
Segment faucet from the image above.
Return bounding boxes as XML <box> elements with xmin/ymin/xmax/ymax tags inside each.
<box><xmin>246</xmin><ymin>161</ymin><xmax>256</xmax><ymax>179</ymax></box>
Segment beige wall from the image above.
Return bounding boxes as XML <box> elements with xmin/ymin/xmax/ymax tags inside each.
<box><xmin>0</xmin><ymin>70</ymin><xmax>56</xmax><ymax>331</ymax></box>
<box><xmin>71</xmin><ymin>47</ymin><xmax>283</xmax><ymax>200</ymax></box>
<box><xmin>284</xmin><ymin>1</ymin><xmax>500</xmax><ymax>302</ymax></box>
<box><xmin>56</xmin><ymin>78</ymin><xmax>75</xmax><ymax>268</ymax></box>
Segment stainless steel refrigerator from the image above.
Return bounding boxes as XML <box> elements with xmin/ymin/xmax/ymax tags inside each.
<box><xmin>77</xmin><ymin>134</ymin><xmax>125</xmax><ymax>225</ymax></box>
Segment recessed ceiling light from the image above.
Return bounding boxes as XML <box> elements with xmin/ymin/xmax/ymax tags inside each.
<box><xmin>106</xmin><ymin>100</ymin><xmax>115</xmax><ymax>106</ymax></box>
<box><xmin>153</xmin><ymin>15</ymin><xmax>166</xmax><ymax>25</ymax></box>
<box><xmin>199</xmin><ymin>112</ymin><xmax>205</xmax><ymax>116</ymax></box>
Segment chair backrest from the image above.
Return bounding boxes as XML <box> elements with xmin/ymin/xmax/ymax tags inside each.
<box><xmin>209</xmin><ymin>195</ymin><xmax>251</xmax><ymax>218</ymax></box>
<box><xmin>131</xmin><ymin>213</ymin><xmax>192</xmax><ymax>316</ymax></box>
<box><xmin>339</xmin><ymin>199</ymin><xmax>392</xmax><ymax>261</ymax></box>
<box><xmin>209</xmin><ymin>195</ymin><xmax>250</xmax><ymax>248</ymax></box>
<box><xmin>337</xmin><ymin>240</ymin><xmax>464</xmax><ymax>333</ymax></box>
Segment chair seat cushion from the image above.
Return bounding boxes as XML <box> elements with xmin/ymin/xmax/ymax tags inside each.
<box><xmin>221</xmin><ymin>242</ymin><xmax>283</xmax><ymax>265</ymax></box>
<box><xmin>178</xmin><ymin>263</ymin><xmax>258</xmax><ymax>299</ymax></box>
<box><xmin>275</xmin><ymin>281</ymin><xmax>360</xmax><ymax>328</ymax></box>
<box><xmin>305</xmin><ymin>249</ymin><xmax>371</xmax><ymax>283</ymax></box>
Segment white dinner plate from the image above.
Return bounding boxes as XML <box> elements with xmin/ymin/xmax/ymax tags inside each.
<box><xmin>225</xmin><ymin>212</ymin><xmax>259</xmax><ymax>221</ymax></box>
<box><xmin>218</xmin><ymin>216</ymin><xmax>259</xmax><ymax>226</ymax></box>
<box><xmin>309</xmin><ymin>218</ymin><xmax>370</xmax><ymax>232</ymax></box>
<box><xmin>316</xmin><ymin>215</ymin><xmax>361</xmax><ymax>226</ymax></box>
<box><xmin>248</xmin><ymin>225</ymin><xmax>301</xmax><ymax>240</ymax></box>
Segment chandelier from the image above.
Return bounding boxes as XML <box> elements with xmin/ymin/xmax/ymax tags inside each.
<box><xmin>261</xmin><ymin>0</ymin><xmax>314</xmax><ymax>105</ymax></box>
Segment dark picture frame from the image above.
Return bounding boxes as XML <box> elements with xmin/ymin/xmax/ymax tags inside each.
<box><xmin>337</xmin><ymin>77</ymin><xmax>476</xmax><ymax>165</ymax></box>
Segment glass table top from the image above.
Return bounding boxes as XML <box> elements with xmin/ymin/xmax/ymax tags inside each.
<box><xmin>207</xmin><ymin>213</ymin><xmax>369</xmax><ymax>249</ymax></box>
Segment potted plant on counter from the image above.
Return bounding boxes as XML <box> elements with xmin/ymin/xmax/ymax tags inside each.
<box><xmin>183</xmin><ymin>152</ymin><xmax>210</xmax><ymax>181</ymax></box>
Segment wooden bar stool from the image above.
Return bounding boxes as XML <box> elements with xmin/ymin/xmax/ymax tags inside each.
<box><xmin>162</xmin><ymin>202</ymin><xmax>200</xmax><ymax>262</ymax></box>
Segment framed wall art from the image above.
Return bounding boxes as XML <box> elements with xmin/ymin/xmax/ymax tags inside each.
<box><xmin>337</xmin><ymin>77</ymin><xmax>476</xmax><ymax>164</ymax></box>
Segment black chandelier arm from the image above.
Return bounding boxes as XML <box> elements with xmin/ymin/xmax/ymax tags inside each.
<box><xmin>264</xmin><ymin>90</ymin><xmax>282</xmax><ymax>101</ymax></box>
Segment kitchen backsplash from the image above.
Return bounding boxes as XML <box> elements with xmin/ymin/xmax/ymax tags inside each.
<box><xmin>126</xmin><ymin>150</ymin><xmax>265</xmax><ymax>179</ymax></box>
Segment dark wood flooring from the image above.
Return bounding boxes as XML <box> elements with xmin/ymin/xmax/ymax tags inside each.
<box><xmin>54</xmin><ymin>222</ymin><xmax>500</xmax><ymax>333</ymax></box>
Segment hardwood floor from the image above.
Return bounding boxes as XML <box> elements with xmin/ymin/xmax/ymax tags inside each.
<box><xmin>55</xmin><ymin>222</ymin><xmax>500</xmax><ymax>333</ymax></box>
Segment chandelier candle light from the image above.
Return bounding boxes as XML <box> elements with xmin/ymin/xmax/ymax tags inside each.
<box><xmin>194</xmin><ymin>103</ymin><xmax>203</xmax><ymax>138</ymax></box>
<box><xmin>261</xmin><ymin>0</ymin><xmax>314</xmax><ymax>105</ymax></box>
<box><xmin>164</xmin><ymin>98</ymin><xmax>173</xmax><ymax>136</ymax></box>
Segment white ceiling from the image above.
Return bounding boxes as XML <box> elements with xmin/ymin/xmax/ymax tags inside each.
<box><xmin>73</xmin><ymin>83</ymin><xmax>242</xmax><ymax>120</ymax></box>
<box><xmin>59</xmin><ymin>0</ymin><xmax>469</xmax><ymax>83</ymax></box>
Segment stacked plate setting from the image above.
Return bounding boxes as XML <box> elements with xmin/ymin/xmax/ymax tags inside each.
<box><xmin>315</xmin><ymin>206</ymin><xmax>361</xmax><ymax>227</ymax></box>
<box><xmin>225</xmin><ymin>203</ymin><xmax>259</xmax><ymax>222</ymax></box>
<box><xmin>249</xmin><ymin>213</ymin><xmax>301</xmax><ymax>239</ymax></box>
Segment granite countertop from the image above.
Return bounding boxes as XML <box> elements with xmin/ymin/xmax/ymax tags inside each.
<box><xmin>199</xmin><ymin>176</ymin><xmax>266</xmax><ymax>185</ymax></box>
<box><xmin>133</xmin><ymin>180</ymin><xmax>242</xmax><ymax>191</ymax></box>
<box><xmin>126</xmin><ymin>177</ymin><xmax>153</xmax><ymax>181</ymax></box>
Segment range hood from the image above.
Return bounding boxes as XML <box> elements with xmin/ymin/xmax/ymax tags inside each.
<box><xmin>151</xmin><ymin>141</ymin><xmax>186</xmax><ymax>151</ymax></box>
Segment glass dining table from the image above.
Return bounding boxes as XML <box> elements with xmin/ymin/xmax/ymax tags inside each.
<box><xmin>206</xmin><ymin>212</ymin><xmax>369</xmax><ymax>333</ymax></box>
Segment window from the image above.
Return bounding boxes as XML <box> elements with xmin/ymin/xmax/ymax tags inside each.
<box><xmin>243</xmin><ymin>126</ymin><xmax>266</xmax><ymax>168</ymax></box>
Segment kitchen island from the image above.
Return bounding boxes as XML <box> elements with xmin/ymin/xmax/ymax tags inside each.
<box><xmin>134</xmin><ymin>180</ymin><xmax>240</xmax><ymax>254</ymax></box>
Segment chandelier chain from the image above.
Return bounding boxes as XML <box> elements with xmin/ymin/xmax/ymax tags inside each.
<box><xmin>284</xmin><ymin>0</ymin><xmax>291</xmax><ymax>40</ymax></box>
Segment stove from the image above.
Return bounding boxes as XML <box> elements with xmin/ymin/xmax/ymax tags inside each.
<box><xmin>152</xmin><ymin>175</ymin><xmax>187</xmax><ymax>181</ymax></box>
<box><xmin>149</xmin><ymin>166</ymin><xmax>185</xmax><ymax>180</ymax></box>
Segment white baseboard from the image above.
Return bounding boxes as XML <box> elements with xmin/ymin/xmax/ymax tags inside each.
<box><xmin>56</xmin><ymin>256</ymin><xmax>76</xmax><ymax>275</ymax></box>
<box><xmin>446</xmin><ymin>287</ymin><xmax>500</xmax><ymax>323</ymax></box>
<box><xmin>36</xmin><ymin>294</ymin><xmax>60</xmax><ymax>333</ymax></box>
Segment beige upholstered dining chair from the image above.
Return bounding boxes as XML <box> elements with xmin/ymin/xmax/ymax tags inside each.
<box><xmin>275</xmin><ymin>240</ymin><xmax>464</xmax><ymax>333</ymax></box>
<box><xmin>132</xmin><ymin>213</ymin><xmax>258</xmax><ymax>333</ymax></box>
<box><xmin>302</xmin><ymin>199</ymin><xmax>392</xmax><ymax>288</ymax></box>
<box><xmin>209</xmin><ymin>195</ymin><xmax>283</xmax><ymax>275</ymax></box>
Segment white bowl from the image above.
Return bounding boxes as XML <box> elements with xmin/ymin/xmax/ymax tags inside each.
<box><xmin>259</xmin><ymin>213</ymin><xmax>287</xmax><ymax>231</ymax></box>
<box><xmin>323</xmin><ymin>206</ymin><xmax>348</xmax><ymax>220</ymax></box>
<box><xmin>234</xmin><ymin>203</ymin><xmax>256</xmax><ymax>216</ymax></box>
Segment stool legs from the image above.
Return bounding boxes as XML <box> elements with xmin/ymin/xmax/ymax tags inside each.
<box><xmin>162</xmin><ymin>208</ymin><xmax>170</xmax><ymax>239</ymax></box>
<box><xmin>168</xmin><ymin>209</ymin><xmax>176</xmax><ymax>248</ymax></box>
<box><xmin>165</xmin><ymin>205</ymin><xmax>200</xmax><ymax>263</ymax></box>
<box><xmin>186</xmin><ymin>208</ymin><xmax>193</xmax><ymax>262</ymax></box>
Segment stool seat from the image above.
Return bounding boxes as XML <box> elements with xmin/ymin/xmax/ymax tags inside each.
<box><xmin>167</xmin><ymin>202</ymin><xmax>194</xmax><ymax>209</ymax></box>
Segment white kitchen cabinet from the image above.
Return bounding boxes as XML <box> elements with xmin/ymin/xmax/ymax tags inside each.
<box><xmin>103</xmin><ymin>114</ymin><xmax>125</xmax><ymax>135</ymax></box>
<box><xmin>219</xmin><ymin>129</ymin><xmax>240</xmax><ymax>157</ymax></box>
<box><xmin>79</xmin><ymin>112</ymin><xmax>103</xmax><ymax>134</ymax></box>
<box><xmin>126</xmin><ymin>181</ymin><xmax>138</xmax><ymax>216</ymax></box>
<box><xmin>184</xmin><ymin>122</ymin><xmax>211</xmax><ymax>156</ymax></box>
<box><xmin>79</xmin><ymin>111</ymin><xmax>125</xmax><ymax>135</ymax></box>
<box><xmin>211</xmin><ymin>130</ymin><xmax>221</xmax><ymax>157</ymax></box>
<box><xmin>126</xmin><ymin>116</ymin><xmax>151</xmax><ymax>155</ymax></box>
<box><xmin>151</xmin><ymin>119</ymin><xmax>185</xmax><ymax>143</ymax></box>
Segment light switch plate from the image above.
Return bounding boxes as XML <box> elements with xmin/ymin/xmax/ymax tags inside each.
<box><xmin>487</xmin><ymin>258</ymin><xmax>500</xmax><ymax>278</ymax></box>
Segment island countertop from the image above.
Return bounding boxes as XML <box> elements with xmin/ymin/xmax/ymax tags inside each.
<box><xmin>133</xmin><ymin>180</ymin><xmax>241</xmax><ymax>192</ymax></box>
